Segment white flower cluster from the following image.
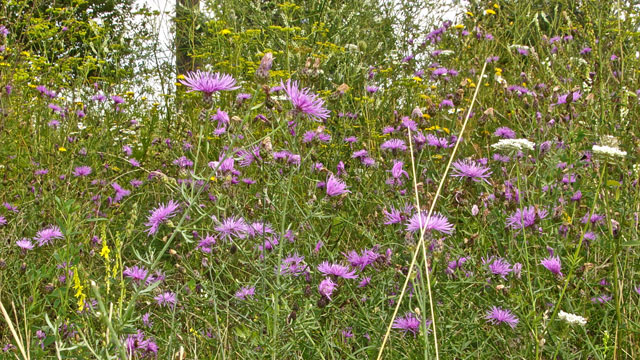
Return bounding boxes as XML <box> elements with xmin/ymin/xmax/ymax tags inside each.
<box><xmin>558</xmin><ymin>311</ymin><xmax>587</xmax><ymax>326</ymax></box>
<box><xmin>592</xmin><ymin>145</ymin><xmax>627</xmax><ymax>158</ymax></box>
<box><xmin>491</xmin><ymin>138</ymin><xmax>536</xmax><ymax>152</ymax></box>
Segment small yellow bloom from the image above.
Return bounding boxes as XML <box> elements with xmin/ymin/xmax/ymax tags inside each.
<box><xmin>466</xmin><ymin>11</ymin><xmax>474</xmax><ymax>17</ymax></box>
<box><xmin>210</xmin><ymin>176</ymin><xmax>217</xmax><ymax>182</ymax></box>
<box><xmin>485</xmin><ymin>9</ymin><xmax>496</xmax><ymax>15</ymax></box>
<box><xmin>58</xmin><ymin>147</ymin><xmax>67</xmax><ymax>152</ymax></box>
<box><xmin>454</xmin><ymin>24</ymin><xmax>465</xmax><ymax>29</ymax></box>
<box><xmin>219</xmin><ymin>29</ymin><xmax>232</xmax><ymax>35</ymax></box>
<box><xmin>494</xmin><ymin>3</ymin><xmax>500</xmax><ymax>9</ymax></box>
<box><xmin>177</xmin><ymin>74</ymin><xmax>185</xmax><ymax>80</ymax></box>
<box><xmin>412</xmin><ymin>76</ymin><xmax>423</xmax><ymax>82</ymax></box>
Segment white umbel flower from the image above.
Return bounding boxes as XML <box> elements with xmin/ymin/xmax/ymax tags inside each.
<box><xmin>558</xmin><ymin>311</ymin><xmax>587</xmax><ymax>326</ymax></box>
<box><xmin>592</xmin><ymin>145</ymin><xmax>626</xmax><ymax>158</ymax></box>
<box><xmin>491</xmin><ymin>138</ymin><xmax>535</xmax><ymax>152</ymax></box>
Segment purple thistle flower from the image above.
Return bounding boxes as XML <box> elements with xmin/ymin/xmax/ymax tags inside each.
<box><xmin>380</xmin><ymin>139</ymin><xmax>407</xmax><ymax>152</ymax></box>
<box><xmin>487</xmin><ymin>257</ymin><xmax>512</xmax><ymax>279</ymax></box>
<box><xmin>382</xmin><ymin>126</ymin><xmax>396</xmax><ymax>135</ymax></box>
<box><xmin>144</xmin><ymin>200</ymin><xmax>180</xmax><ymax>236</ymax></box>
<box><xmin>282</xmin><ymin>79</ymin><xmax>330</xmax><ymax>121</ymax></box>
<box><xmin>358</xmin><ymin>277</ymin><xmax>371</xmax><ymax>287</ymax></box>
<box><xmin>326</xmin><ymin>175</ymin><xmax>349</xmax><ymax>197</ymax></box>
<box><xmin>172</xmin><ymin>156</ymin><xmax>193</xmax><ymax>168</ymax></box>
<box><xmin>123</xmin><ymin>265</ymin><xmax>149</xmax><ymax>284</ymax></box>
<box><xmin>580</xmin><ymin>47</ymin><xmax>592</xmax><ymax>55</ymax></box>
<box><xmin>591</xmin><ymin>294</ymin><xmax>612</xmax><ymax>304</ymax></box>
<box><xmin>451</xmin><ymin>159</ymin><xmax>492</xmax><ymax>183</ymax></box>
<box><xmin>235</xmin><ymin>286</ymin><xmax>256</xmax><ymax>300</ymax></box>
<box><xmin>390</xmin><ymin>160</ymin><xmax>409</xmax><ymax>179</ymax></box>
<box><xmin>406</xmin><ymin>212</ymin><xmax>454</xmax><ymax>235</ymax></box>
<box><xmin>212</xmin><ymin>108</ymin><xmax>229</xmax><ymax>126</ymax></box>
<box><xmin>179</xmin><ymin>70</ymin><xmax>239</xmax><ymax>96</ymax></box>
<box><xmin>392</xmin><ymin>312</ymin><xmax>424</xmax><ymax>336</ymax></box>
<box><xmin>214</xmin><ymin>216</ymin><xmax>248</xmax><ymax>241</ymax></box>
<box><xmin>196</xmin><ymin>234</ymin><xmax>217</xmax><ymax>253</ymax></box>
<box><xmin>439</xmin><ymin>99</ymin><xmax>454</xmax><ymax>108</ymax></box>
<box><xmin>506</xmin><ymin>206</ymin><xmax>547</xmax><ymax>230</ymax></box>
<box><xmin>280</xmin><ymin>253</ymin><xmax>308</xmax><ymax>276</ymax></box>
<box><xmin>383</xmin><ymin>207</ymin><xmax>404</xmax><ymax>225</ymax></box>
<box><xmin>344</xmin><ymin>249</ymin><xmax>379</xmax><ymax>271</ymax></box>
<box><xmin>35</xmin><ymin>225</ymin><xmax>64</xmax><ymax>246</ymax></box>
<box><xmin>494</xmin><ymin>127</ymin><xmax>516</xmax><ymax>139</ymax></box>
<box><xmin>366</xmin><ymin>85</ymin><xmax>379</xmax><ymax>93</ymax></box>
<box><xmin>142</xmin><ymin>313</ymin><xmax>153</xmax><ymax>328</ymax></box>
<box><xmin>154</xmin><ymin>292</ymin><xmax>177</xmax><ymax>308</ymax></box>
<box><xmin>317</xmin><ymin>262</ymin><xmax>358</xmax><ymax>279</ymax></box>
<box><xmin>0</xmin><ymin>215</ymin><xmax>6</xmax><ymax>226</ymax></box>
<box><xmin>352</xmin><ymin>149</ymin><xmax>368</xmax><ymax>159</ymax></box>
<box><xmin>111</xmin><ymin>95</ymin><xmax>124</xmax><ymax>104</ymax></box>
<box><xmin>426</xmin><ymin>134</ymin><xmax>452</xmax><ymax>149</ymax></box>
<box><xmin>318</xmin><ymin>277</ymin><xmax>338</xmax><ymax>299</ymax></box>
<box><xmin>485</xmin><ymin>306</ymin><xmax>518</xmax><ymax>328</ymax></box>
<box><xmin>540</xmin><ymin>256</ymin><xmax>563</xmax><ymax>276</ymax></box>
<box><xmin>111</xmin><ymin>182</ymin><xmax>131</xmax><ymax>203</ymax></box>
<box><xmin>72</xmin><ymin>166</ymin><xmax>92</xmax><ymax>177</ymax></box>
<box><xmin>581</xmin><ymin>213</ymin><xmax>605</xmax><ymax>225</ymax></box>
<box><xmin>16</xmin><ymin>238</ymin><xmax>34</xmax><ymax>250</ymax></box>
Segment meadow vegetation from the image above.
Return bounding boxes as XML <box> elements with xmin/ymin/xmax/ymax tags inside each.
<box><xmin>1</xmin><ymin>0</ymin><xmax>639</xmax><ymax>358</ymax></box>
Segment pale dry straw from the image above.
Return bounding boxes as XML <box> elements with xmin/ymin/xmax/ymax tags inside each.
<box><xmin>376</xmin><ymin>62</ymin><xmax>488</xmax><ymax>359</ymax></box>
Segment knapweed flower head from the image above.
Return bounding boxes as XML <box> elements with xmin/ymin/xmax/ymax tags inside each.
<box><xmin>16</xmin><ymin>238</ymin><xmax>34</xmax><ymax>250</ymax></box>
<box><xmin>144</xmin><ymin>200</ymin><xmax>180</xmax><ymax>236</ymax></box>
<box><xmin>344</xmin><ymin>249</ymin><xmax>379</xmax><ymax>271</ymax></box>
<box><xmin>214</xmin><ymin>216</ymin><xmax>249</xmax><ymax>241</ymax></box>
<box><xmin>451</xmin><ymin>159</ymin><xmax>492</xmax><ymax>183</ymax></box>
<box><xmin>179</xmin><ymin>70</ymin><xmax>239</xmax><ymax>96</ymax></box>
<box><xmin>196</xmin><ymin>234</ymin><xmax>217</xmax><ymax>253</ymax></box>
<box><xmin>491</xmin><ymin>138</ymin><xmax>535</xmax><ymax>152</ymax></box>
<box><xmin>282</xmin><ymin>79</ymin><xmax>330</xmax><ymax>121</ymax></box>
<box><xmin>485</xmin><ymin>306</ymin><xmax>518</xmax><ymax>328</ymax></box>
<box><xmin>493</xmin><ymin>127</ymin><xmax>516</xmax><ymax>139</ymax></box>
<box><xmin>540</xmin><ymin>256</ymin><xmax>563</xmax><ymax>276</ymax></box>
<box><xmin>317</xmin><ymin>262</ymin><xmax>358</xmax><ymax>279</ymax></box>
<box><xmin>235</xmin><ymin>286</ymin><xmax>256</xmax><ymax>300</ymax></box>
<box><xmin>72</xmin><ymin>166</ymin><xmax>92</xmax><ymax>177</ymax></box>
<box><xmin>506</xmin><ymin>206</ymin><xmax>547</xmax><ymax>230</ymax></box>
<box><xmin>558</xmin><ymin>311</ymin><xmax>587</xmax><ymax>326</ymax></box>
<box><xmin>487</xmin><ymin>257</ymin><xmax>512</xmax><ymax>279</ymax></box>
<box><xmin>392</xmin><ymin>312</ymin><xmax>424</xmax><ymax>336</ymax></box>
<box><xmin>406</xmin><ymin>212</ymin><xmax>454</xmax><ymax>235</ymax></box>
<box><xmin>318</xmin><ymin>277</ymin><xmax>337</xmax><ymax>299</ymax></box>
<box><xmin>280</xmin><ymin>253</ymin><xmax>308</xmax><ymax>276</ymax></box>
<box><xmin>380</xmin><ymin>138</ymin><xmax>407</xmax><ymax>152</ymax></box>
<box><xmin>124</xmin><ymin>330</ymin><xmax>158</xmax><ymax>357</ymax></box>
<box><xmin>123</xmin><ymin>265</ymin><xmax>149</xmax><ymax>284</ymax></box>
<box><xmin>154</xmin><ymin>292</ymin><xmax>177</xmax><ymax>308</ymax></box>
<box><xmin>35</xmin><ymin>225</ymin><xmax>64</xmax><ymax>246</ymax></box>
<box><xmin>326</xmin><ymin>174</ymin><xmax>349</xmax><ymax>197</ymax></box>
